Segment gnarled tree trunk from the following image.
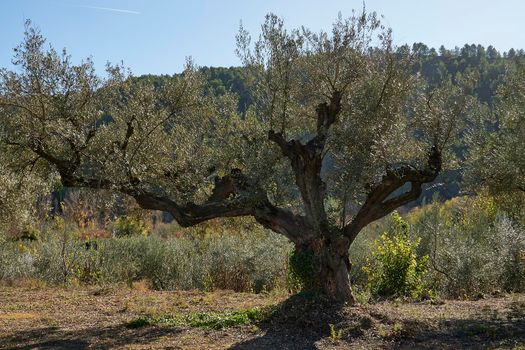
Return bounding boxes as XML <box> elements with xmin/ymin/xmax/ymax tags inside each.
<box><xmin>316</xmin><ymin>240</ymin><xmax>354</xmax><ymax>303</ymax></box>
<box><xmin>293</xmin><ymin>235</ymin><xmax>354</xmax><ymax>303</ymax></box>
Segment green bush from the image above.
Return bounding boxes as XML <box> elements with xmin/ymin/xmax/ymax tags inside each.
<box><xmin>111</xmin><ymin>216</ymin><xmax>150</xmax><ymax>237</ymax></box>
<box><xmin>18</xmin><ymin>225</ymin><xmax>41</xmax><ymax>241</ymax></box>
<box><xmin>0</xmin><ymin>241</ymin><xmax>37</xmax><ymax>281</ymax></box>
<box><xmin>363</xmin><ymin>212</ymin><xmax>430</xmax><ymax>299</ymax></box>
<box><xmin>3</xmin><ymin>195</ymin><xmax>524</xmax><ymax>300</ymax></box>
<box><xmin>205</xmin><ymin>234</ymin><xmax>289</xmax><ymax>292</ymax></box>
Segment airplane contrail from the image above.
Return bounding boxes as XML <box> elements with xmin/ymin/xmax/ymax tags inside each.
<box><xmin>75</xmin><ymin>5</ymin><xmax>141</xmax><ymax>15</ymax></box>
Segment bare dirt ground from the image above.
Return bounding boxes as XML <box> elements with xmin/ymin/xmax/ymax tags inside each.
<box><xmin>1</xmin><ymin>283</ymin><xmax>524</xmax><ymax>350</ymax></box>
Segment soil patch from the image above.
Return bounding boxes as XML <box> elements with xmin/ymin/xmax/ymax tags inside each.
<box><xmin>1</xmin><ymin>285</ymin><xmax>524</xmax><ymax>349</ymax></box>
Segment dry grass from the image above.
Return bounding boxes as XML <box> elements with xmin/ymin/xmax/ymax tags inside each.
<box><xmin>0</xmin><ymin>284</ymin><xmax>524</xmax><ymax>349</ymax></box>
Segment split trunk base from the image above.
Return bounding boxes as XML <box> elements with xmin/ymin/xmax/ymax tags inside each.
<box><xmin>293</xmin><ymin>238</ymin><xmax>355</xmax><ymax>304</ymax></box>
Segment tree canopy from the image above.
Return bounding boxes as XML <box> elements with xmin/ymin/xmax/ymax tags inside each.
<box><xmin>465</xmin><ymin>60</ymin><xmax>525</xmax><ymax>195</ymax></box>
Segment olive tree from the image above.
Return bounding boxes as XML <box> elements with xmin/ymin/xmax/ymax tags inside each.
<box><xmin>465</xmin><ymin>61</ymin><xmax>525</xmax><ymax>195</ymax></box>
<box><xmin>0</xmin><ymin>134</ymin><xmax>53</xmax><ymax>233</ymax></box>
<box><xmin>0</xmin><ymin>164</ymin><xmax>47</xmax><ymax>233</ymax></box>
<box><xmin>0</xmin><ymin>14</ymin><xmax>467</xmax><ymax>302</ymax></box>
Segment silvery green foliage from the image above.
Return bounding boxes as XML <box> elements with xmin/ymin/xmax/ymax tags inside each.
<box><xmin>0</xmin><ymin>21</ymin><xmax>286</xmax><ymax>210</ymax></box>
<box><xmin>465</xmin><ymin>62</ymin><xmax>525</xmax><ymax>195</ymax></box>
<box><xmin>411</xmin><ymin>205</ymin><xmax>525</xmax><ymax>297</ymax></box>
<box><xmin>0</xmin><ymin>232</ymin><xmax>291</xmax><ymax>292</ymax></box>
<box><xmin>0</xmin><ymin>241</ymin><xmax>36</xmax><ymax>280</ymax></box>
<box><xmin>0</xmin><ymin>22</ymin><xmax>217</xmax><ymax>204</ymax></box>
<box><xmin>236</xmin><ymin>11</ymin><xmax>469</xmax><ymax>214</ymax></box>
<box><xmin>0</xmin><ymin>161</ymin><xmax>51</xmax><ymax>232</ymax></box>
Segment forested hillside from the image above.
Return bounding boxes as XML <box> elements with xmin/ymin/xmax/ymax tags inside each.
<box><xmin>164</xmin><ymin>43</ymin><xmax>525</xmax><ymax>110</ymax></box>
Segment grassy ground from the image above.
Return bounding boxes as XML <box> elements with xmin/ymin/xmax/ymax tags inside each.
<box><xmin>1</xmin><ymin>282</ymin><xmax>525</xmax><ymax>349</ymax></box>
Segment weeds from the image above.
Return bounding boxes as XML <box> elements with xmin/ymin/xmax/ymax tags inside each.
<box><xmin>1</xmin><ymin>194</ymin><xmax>525</xmax><ymax>300</ymax></box>
<box><xmin>329</xmin><ymin>323</ymin><xmax>345</xmax><ymax>342</ymax></box>
<box><xmin>127</xmin><ymin>307</ymin><xmax>268</xmax><ymax>329</ymax></box>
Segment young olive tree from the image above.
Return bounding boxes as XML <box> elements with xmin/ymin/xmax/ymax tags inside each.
<box><xmin>0</xmin><ymin>14</ymin><xmax>467</xmax><ymax>302</ymax></box>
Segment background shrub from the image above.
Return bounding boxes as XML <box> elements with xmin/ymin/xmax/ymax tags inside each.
<box><xmin>111</xmin><ymin>216</ymin><xmax>150</xmax><ymax>237</ymax></box>
<box><xmin>1</xmin><ymin>195</ymin><xmax>524</xmax><ymax>300</ymax></box>
<box><xmin>0</xmin><ymin>222</ymin><xmax>291</xmax><ymax>293</ymax></box>
<box><xmin>409</xmin><ymin>195</ymin><xmax>525</xmax><ymax>298</ymax></box>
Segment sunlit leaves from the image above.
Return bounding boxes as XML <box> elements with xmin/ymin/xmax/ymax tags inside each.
<box><xmin>465</xmin><ymin>62</ymin><xmax>525</xmax><ymax>194</ymax></box>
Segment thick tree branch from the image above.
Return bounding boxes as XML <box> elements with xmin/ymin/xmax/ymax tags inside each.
<box><xmin>254</xmin><ymin>200</ymin><xmax>314</xmax><ymax>244</ymax></box>
<box><xmin>120</xmin><ymin>120</ymin><xmax>134</xmax><ymax>151</ymax></box>
<box><xmin>268</xmin><ymin>90</ymin><xmax>342</xmax><ymax>156</ymax></box>
<box><xmin>268</xmin><ymin>91</ymin><xmax>342</xmax><ymax>230</ymax></box>
<box><xmin>314</xmin><ymin>90</ymin><xmax>342</xmax><ymax>143</ymax></box>
<box><xmin>128</xmin><ymin>186</ymin><xmax>312</xmax><ymax>243</ymax></box>
<box><xmin>38</xmin><ymin>147</ymin><xmax>311</xmax><ymax>243</ymax></box>
<box><xmin>344</xmin><ymin>145</ymin><xmax>442</xmax><ymax>243</ymax></box>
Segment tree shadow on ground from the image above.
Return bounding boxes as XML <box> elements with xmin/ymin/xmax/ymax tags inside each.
<box><xmin>0</xmin><ymin>323</ymin><xmax>184</xmax><ymax>350</ymax></box>
<box><xmin>229</xmin><ymin>293</ymin><xmax>359</xmax><ymax>350</ymax></box>
<box><xmin>231</xmin><ymin>297</ymin><xmax>525</xmax><ymax>350</ymax></box>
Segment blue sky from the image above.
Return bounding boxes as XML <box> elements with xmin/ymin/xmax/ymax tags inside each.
<box><xmin>1</xmin><ymin>0</ymin><xmax>524</xmax><ymax>75</ymax></box>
